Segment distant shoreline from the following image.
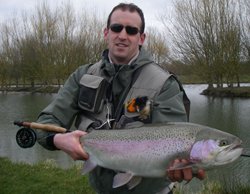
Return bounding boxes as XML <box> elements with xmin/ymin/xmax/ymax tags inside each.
<box><xmin>201</xmin><ymin>86</ymin><xmax>250</xmax><ymax>97</ymax></box>
<box><xmin>0</xmin><ymin>86</ymin><xmax>60</xmax><ymax>94</ymax></box>
<box><xmin>1</xmin><ymin>85</ymin><xmax>250</xmax><ymax>97</ymax></box>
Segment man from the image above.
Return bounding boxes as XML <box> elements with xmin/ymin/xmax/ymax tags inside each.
<box><xmin>36</xmin><ymin>3</ymin><xmax>205</xmax><ymax>194</ymax></box>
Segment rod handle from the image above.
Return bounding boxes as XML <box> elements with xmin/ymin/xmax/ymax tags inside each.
<box><xmin>29</xmin><ymin>122</ymin><xmax>67</xmax><ymax>133</ymax></box>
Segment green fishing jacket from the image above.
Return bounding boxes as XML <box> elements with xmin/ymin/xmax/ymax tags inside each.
<box><xmin>36</xmin><ymin>47</ymin><xmax>188</xmax><ymax>194</ymax></box>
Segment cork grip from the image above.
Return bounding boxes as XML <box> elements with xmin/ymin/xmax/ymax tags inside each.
<box><xmin>29</xmin><ymin>122</ymin><xmax>67</xmax><ymax>133</ymax></box>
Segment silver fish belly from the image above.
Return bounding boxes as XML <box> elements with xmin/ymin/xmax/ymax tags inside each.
<box><xmin>80</xmin><ymin>122</ymin><xmax>243</xmax><ymax>189</ymax></box>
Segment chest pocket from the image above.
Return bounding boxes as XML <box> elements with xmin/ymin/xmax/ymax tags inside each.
<box><xmin>78</xmin><ymin>74</ymin><xmax>109</xmax><ymax>113</ymax></box>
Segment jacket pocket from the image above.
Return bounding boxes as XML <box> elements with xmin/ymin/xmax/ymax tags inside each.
<box><xmin>78</xmin><ymin>74</ymin><xmax>109</xmax><ymax>113</ymax></box>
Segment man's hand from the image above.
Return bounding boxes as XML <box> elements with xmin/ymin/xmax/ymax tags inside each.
<box><xmin>54</xmin><ymin>130</ymin><xmax>89</xmax><ymax>161</ymax></box>
<box><xmin>168</xmin><ymin>159</ymin><xmax>206</xmax><ymax>182</ymax></box>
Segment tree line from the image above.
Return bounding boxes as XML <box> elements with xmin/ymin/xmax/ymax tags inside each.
<box><xmin>160</xmin><ymin>0</ymin><xmax>250</xmax><ymax>88</ymax></box>
<box><xmin>0</xmin><ymin>1</ymin><xmax>108</xmax><ymax>87</ymax></box>
<box><xmin>0</xmin><ymin>0</ymin><xmax>249</xmax><ymax>89</ymax></box>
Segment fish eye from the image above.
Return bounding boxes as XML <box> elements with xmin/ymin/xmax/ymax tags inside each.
<box><xmin>220</xmin><ymin>140</ymin><xmax>228</xmax><ymax>146</ymax></box>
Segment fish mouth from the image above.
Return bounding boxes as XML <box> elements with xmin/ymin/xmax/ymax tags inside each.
<box><xmin>232</xmin><ymin>143</ymin><xmax>242</xmax><ymax>149</ymax></box>
<box><xmin>227</xmin><ymin>140</ymin><xmax>243</xmax><ymax>162</ymax></box>
<box><xmin>225</xmin><ymin>139</ymin><xmax>242</xmax><ymax>153</ymax></box>
<box><xmin>225</xmin><ymin>148</ymin><xmax>243</xmax><ymax>163</ymax></box>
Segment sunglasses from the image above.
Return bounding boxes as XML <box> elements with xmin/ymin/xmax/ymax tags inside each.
<box><xmin>108</xmin><ymin>24</ymin><xmax>141</xmax><ymax>35</ymax></box>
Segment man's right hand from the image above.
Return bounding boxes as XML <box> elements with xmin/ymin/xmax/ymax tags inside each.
<box><xmin>168</xmin><ymin>158</ymin><xmax>206</xmax><ymax>182</ymax></box>
<box><xmin>54</xmin><ymin>130</ymin><xmax>89</xmax><ymax>161</ymax></box>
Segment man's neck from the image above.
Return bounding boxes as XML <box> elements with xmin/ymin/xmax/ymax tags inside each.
<box><xmin>108</xmin><ymin>52</ymin><xmax>140</xmax><ymax>65</ymax></box>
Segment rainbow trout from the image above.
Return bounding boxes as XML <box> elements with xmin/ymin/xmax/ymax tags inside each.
<box><xmin>80</xmin><ymin>122</ymin><xmax>243</xmax><ymax>189</ymax></box>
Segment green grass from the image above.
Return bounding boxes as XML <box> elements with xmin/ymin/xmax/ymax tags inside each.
<box><xmin>0</xmin><ymin>157</ymin><xmax>95</xmax><ymax>194</ymax></box>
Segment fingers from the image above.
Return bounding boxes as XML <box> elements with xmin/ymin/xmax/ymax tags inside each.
<box><xmin>167</xmin><ymin>167</ymin><xmax>176</xmax><ymax>182</ymax></box>
<box><xmin>168</xmin><ymin>159</ymin><xmax>184</xmax><ymax>183</ymax></box>
<box><xmin>70</xmin><ymin>130</ymin><xmax>89</xmax><ymax>160</ymax></box>
<box><xmin>73</xmin><ymin>130</ymin><xmax>89</xmax><ymax>160</ymax></box>
<box><xmin>168</xmin><ymin>159</ymin><xmax>206</xmax><ymax>183</ymax></box>
<box><xmin>54</xmin><ymin>130</ymin><xmax>89</xmax><ymax>161</ymax></box>
<box><xmin>74</xmin><ymin>130</ymin><xmax>88</xmax><ymax>137</ymax></box>
<box><xmin>182</xmin><ymin>159</ymin><xmax>193</xmax><ymax>181</ymax></box>
<box><xmin>168</xmin><ymin>168</ymin><xmax>183</xmax><ymax>183</ymax></box>
<box><xmin>196</xmin><ymin>169</ymin><xmax>206</xmax><ymax>180</ymax></box>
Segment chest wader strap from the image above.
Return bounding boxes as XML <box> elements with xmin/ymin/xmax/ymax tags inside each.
<box><xmin>114</xmin><ymin>66</ymin><xmax>143</xmax><ymax>125</ymax></box>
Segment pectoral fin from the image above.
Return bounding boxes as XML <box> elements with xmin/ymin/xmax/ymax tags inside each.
<box><xmin>127</xmin><ymin>176</ymin><xmax>142</xmax><ymax>189</ymax></box>
<box><xmin>113</xmin><ymin>172</ymin><xmax>133</xmax><ymax>188</ymax></box>
<box><xmin>81</xmin><ymin>158</ymin><xmax>97</xmax><ymax>175</ymax></box>
<box><xmin>169</xmin><ymin>162</ymin><xmax>195</xmax><ymax>170</ymax></box>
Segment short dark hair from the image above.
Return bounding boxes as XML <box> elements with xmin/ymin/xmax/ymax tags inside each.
<box><xmin>107</xmin><ymin>3</ymin><xmax>145</xmax><ymax>34</ymax></box>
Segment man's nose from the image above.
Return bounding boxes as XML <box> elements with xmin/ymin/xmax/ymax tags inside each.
<box><xmin>118</xmin><ymin>28</ymin><xmax>128</xmax><ymax>39</ymax></box>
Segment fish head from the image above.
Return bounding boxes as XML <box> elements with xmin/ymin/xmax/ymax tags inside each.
<box><xmin>190</xmin><ymin>127</ymin><xmax>243</xmax><ymax>170</ymax></box>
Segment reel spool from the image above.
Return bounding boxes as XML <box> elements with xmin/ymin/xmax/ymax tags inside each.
<box><xmin>16</xmin><ymin>127</ymin><xmax>36</xmax><ymax>148</ymax></box>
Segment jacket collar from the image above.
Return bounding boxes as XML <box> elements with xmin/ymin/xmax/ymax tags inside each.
<box><xmin>101</xmin><ymin>46</ymin><xmax>153</xmax><ymax>77</ymax></box>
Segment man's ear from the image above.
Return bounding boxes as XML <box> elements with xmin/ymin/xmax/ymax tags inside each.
<box><xmin>139</xmin><ymin>33</ymin><xmax>146</xmax><ymax>46</ymax></box>
<box><xmin>103</xmin><ymin>28</ymin><xmax>109</xmax><ymax>40</ymax></box>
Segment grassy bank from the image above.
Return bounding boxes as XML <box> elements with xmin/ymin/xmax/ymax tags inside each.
<box><xmin>0</xmin><ymin>86</ymin><xmax>60</xmax><ymax>93</ymax></box>
<box><xmin>1</xmin><ymin>157</ymin><xmax>249</xmax><ymax>194</ymax></box>
<box><xmin>0</xmin><ymin>157</ymin><xmax>95</xmax><ymax>194</ymax></box>
<box><xmin>201</xmin><ymin>86</ymin><xmax>250</xmax><ymax>97</ymax></box>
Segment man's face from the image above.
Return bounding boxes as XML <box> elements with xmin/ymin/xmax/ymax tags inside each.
<box><xmin>104</xmin><ymin>9</ymin><xmax>146</xmax><ymax>64</ymax></box>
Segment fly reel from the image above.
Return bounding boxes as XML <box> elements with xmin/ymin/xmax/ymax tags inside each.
<box><xmin>16</xmin><ymin>127</ymin><xmax>36</xmax><ymax>148</ymax></box>
<box><xmin>14</xmin><ymin>120</ymin><xmax>68</xmax><ymax>148</ymax></box>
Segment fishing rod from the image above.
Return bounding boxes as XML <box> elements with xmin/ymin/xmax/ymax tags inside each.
<box><xmin>14</xmin><ymin>120</ymin><xmax>69</xmax><ymax>148</ymax></box>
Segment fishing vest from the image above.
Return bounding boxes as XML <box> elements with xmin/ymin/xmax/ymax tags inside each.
<box><xmin>75</xmin><ymin>60</ymin><xmax>190</xmax><ymax>132</ymax></box>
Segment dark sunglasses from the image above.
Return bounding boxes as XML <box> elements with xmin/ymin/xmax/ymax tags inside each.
<box><xmin>108</xmin><ymin>24</ymin><xmax>141</xmax><ymax>35</ymax></box>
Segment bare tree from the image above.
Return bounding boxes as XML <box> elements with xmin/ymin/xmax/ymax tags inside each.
<box><xmin>29</xmin><ymin>1</ymin><xmax>59</xmax><ymax>85</ymax></box>
<box><xmin>0</xmin><ymin>0</ymin><xmax>108</xmax><ymax>88</ymax></box>
<box><xmin>160</xmin><ymin>0</ymin><xmax>242</xmax><ymax>89</ymax></box>
<box><xmin>144</xmin><ymin>27</ymin><xmax>170</xmax><ymax>67</ymax></box>
<box><xmin>240</xmin><ymin>0</ymin><xmax>250</xmax><ymax>63</ymax></box>
<box><xmin>76</xmin><ymin>7</ymin><xmax>108</xmax><ymax>65</ymax></box>
<box><xmin>53</xmin><ymin>1</ymin><xmax>76</xmax><ymax>85</ymax></box>
<box><xmin>0</xmin><ymin>18</ymin><xmax>23</xmax><ymax>88</ymax></box>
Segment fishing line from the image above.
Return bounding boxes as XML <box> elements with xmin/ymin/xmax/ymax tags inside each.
<box><xmin>241</xmin><ymin>154</ymin><xmax>250</xmax><ymax>157</ymax></box>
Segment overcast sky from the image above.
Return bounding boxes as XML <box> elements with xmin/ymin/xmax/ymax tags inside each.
<box><xmin>0</xmin><ymin>0</ymin><xmax>173</xmax><ymax>29</ymax></box>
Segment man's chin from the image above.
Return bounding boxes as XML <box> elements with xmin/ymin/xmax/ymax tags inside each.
<box><xmin>111</xmin><ymin>53</ymin><xmax>129</xmax><ymax>64</ymax></box>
